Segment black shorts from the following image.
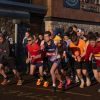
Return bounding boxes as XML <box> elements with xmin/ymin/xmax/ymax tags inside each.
<box><xmin>31</xmin><ymin>62</ymin><xmax>43</xmax><ymax>67</ymax></box>
<box><xmin>97</xmin><ymin>66</ymin><xmax>100</xmax><ymax>72</ymax></box>
<box><xmin>0</xmin><ymin>55</ymin><xmax>6</xmax><ymax>64</ymax></box>
<box><xmin>91</xmin><ymin>62</ymin><xmax>100</xmax><ymax>72</ymax></box>
<box><xmin>89</xmin><ymin>61</ymin><xmax>99</xmax><ymax>71</ymax></box>
<box><xmin>0</xmin><ymin>57</ymin><xmax>16</xmax><ymax>70</ymax></box>
<box><xmin>60</xmin><ymin>61</ymin><xmax>70</xmax><ymax>70</ymax></box>
<box><xmin>92</xmin><ymin>62</ymin><xmax>97</xmax><ymax>69</ymax></box>
<box><xmin>59</xmin><ymin>61</ymin><xmax>71</xmax><ymax>76</ymax></box>
<box><xmin>74</xmin><ymin>61</ymin><xmax>88</xmax><ymax>69</ymax></box>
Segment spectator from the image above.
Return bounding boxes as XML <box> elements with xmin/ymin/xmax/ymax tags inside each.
<box><xmin>0</xmin><ymin>34</ymin><xmax>23</xmax><ymax>85</ymax></box>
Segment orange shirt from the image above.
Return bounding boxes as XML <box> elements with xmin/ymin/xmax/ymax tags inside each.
<box><xmin>69</xmin><ymin>39</ymin><xmax>86</xmax><ymax>55</ymax></box>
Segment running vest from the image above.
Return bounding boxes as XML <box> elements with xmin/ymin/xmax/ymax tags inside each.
<box><xmin>44</xmin><ymin>40</ymin><xmax>58</xmax><ymax>62</ymax></box>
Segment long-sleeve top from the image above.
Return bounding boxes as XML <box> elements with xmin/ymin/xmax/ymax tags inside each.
<box><xmin>0</xmin><ymin>40</ymin><xmax>10</xmax><ymax>57</ymax></box>
<box><xmin>83</xmin><ymin>41</ymin><xmax>100</xmax><ymax>67</ymax></box>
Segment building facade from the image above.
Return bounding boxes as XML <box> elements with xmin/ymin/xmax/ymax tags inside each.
<box><xmin>0</xmin><ymin>0</ymin><xmax>47</xmax><ymax>36</ymax></box>
<box><xmin>0</xmin><ymin>0</ymin><xmax>100</xmax><ymax>36</ymax></box>
<box><xmin>45</xmin><ymin>0</ymin><xmax>100</xmax><ymax>33</ymax></box>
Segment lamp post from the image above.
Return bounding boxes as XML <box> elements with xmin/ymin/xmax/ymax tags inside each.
<box><xmin>13</xmin><ymin>19</ymin><xmax>20</xmax><ymax>57</ymax></box>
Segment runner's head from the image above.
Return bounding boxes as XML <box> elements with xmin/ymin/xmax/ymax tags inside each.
<box><xmin>25</xmin><ymin>32</ymin><xmax>30</xmax><ymax>38</ymax></box>
<box><xmin>72</xmin><ymin>25</ymin><xmax>77</xmax><ymax>32</ymax></box>
<box><xmin>63</xmin><ymin>34</ymin><xmax>70</xmax><ymax>41</ymax></box>
<box><xmin>33</xmin><ymin>34</ymin><xmax>38</xmax><ymax>43</ymax></box>
<box><xmin>39</xmin><ymin>34</ymin><xmax>43</xmax><ymax>41</ymax></box>
<box><xmin>44</xmin><ymin>31</ymin><xmax>51</xmax><ymax>42</ymax></box>
<box><xmin>71</xmin><ymin>32</ymin><xmax>78</xmax><ymax>43</ymax></box>
<box><xmin>27</xmin><ymin>36</ymin><xmax>33</xmax><ymax>45</ymax></box>
<box><xmin>89</xmin><ymin>35</ymin><xmax>97</xmax><ymax>47</ymax></box>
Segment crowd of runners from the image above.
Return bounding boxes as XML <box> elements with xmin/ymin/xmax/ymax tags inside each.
<box><xmin>0</xmin><ymin>25</ymin><xmax>100</xmax><ymax>93</ymax></box>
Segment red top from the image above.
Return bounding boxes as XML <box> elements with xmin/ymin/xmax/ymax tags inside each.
<box><xmin>93</xmin><ymin>42</ymin><xmax>100</xmax><ymax>67</ymax></box>
<box><xmin>26</xmin><ymin>43</ymin><xmax>42</xmax><ymax>63</ymax></box>
<box><xmin>83</xmin><ymin>44</ymin><xmax>92</xmax><ymax>61</ymax></box>
<box><xmin>83</xmin><ymin>41</ymin><xmax>100</xmax><ymax>67</ymax></box>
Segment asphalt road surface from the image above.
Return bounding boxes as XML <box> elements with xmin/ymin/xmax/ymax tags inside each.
<box><xmin>0</xmin><ymin>75</ymin><xmax>100</xmax><ymax>100</ymax></box>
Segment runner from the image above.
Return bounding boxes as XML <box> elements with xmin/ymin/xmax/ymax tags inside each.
<box><xmin>0</xmin><ymin>33</ymin><xmax>23</xmax><ymax>85</ymax></box>
<box><xmin>83</xmin><ymin>35</ymin><xmax>100</xmax><ymax>92</ymax></box>
<box><xmin>43</xmin><ymin>31</ymin><xmax>62</xmax><ymax>92</ymax></box>
<box><xmin>57</xmin><ymin>39</ymin><xmax>71</xmax><ymax>90</ymax></box>
<box><xmin>26</xmin><ymin>36</ymin><xmax>44</xmax><ymax>86</ymax></box>
<box><xmin>69</xmin><ymin>32</ymin><xmax>91</xmax><ymax>88</ymax></box>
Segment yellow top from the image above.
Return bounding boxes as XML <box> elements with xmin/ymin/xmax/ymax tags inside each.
<box><xmin>54</xmin><ymin>35</ymin><xmax>62</xmax><ymax>42</ymax></box>
<box><xmin>69</xmin><ymin>39</ymin><xmax>86</xmax><ymax>55</ymax></box>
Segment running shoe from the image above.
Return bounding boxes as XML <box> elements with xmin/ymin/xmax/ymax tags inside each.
<box><xmin>86</xmin><ymin>79</ymin><xmax>91</xmax><ymax>87</ymax></box>
<box><xmin>17</xmin><ymin>80</ymin><xmax>23</xmax><ymax>86</ymax></box>
<box><xmin>98</xmin><ymin>88</ymin><xmax>100</xmax><ymax>93</ymax></box>
<box><xmin>36</xmin><ymin>79</ymin><xmax>42</xmax><ymax>86</ymax></box>
<box><xmin>66</xmin><ymin>79</ymin><xmax>71</xmax><ymax>86</ymax></box>
<box><xmin>62</xmin><ymin>81</ymin><xmax>66</xmax><ymax>91</ymax></box>
<box><xmin>43</xmin><ymin>81</ymin><xmax>49</xmax><ymax>87</ymax></box>
<box><xmin>58</xmin><ymin>81</ymin><xmax>63</xmax><ymax>89</ymax></box>
<box><xmin>80</xmin><ymin>81</ymin><xmax>85</xmax><ymax>88</ymax></box>
<box><xmin>75</xmin><ymin>76</ymin><xmax>79</xmax><ymax>83</ymax></box>
<box><xmin>51</xmin><ymin>86</ymin><xmax>56</xmax><ymax>92</ymax></box>
<box><xmin>1</xmin><ymin>78</ymin><xmax>10</xmax><ymax>85</ymax></box>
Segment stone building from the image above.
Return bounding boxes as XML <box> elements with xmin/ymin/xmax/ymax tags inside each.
<box><xmin>0</xmin><ymin>0</ymin><xmax>100</xmax><ymax>37</ymax></box>
<box><xmin>45</xmin><ymin>0</ymin><xmax>100</xmax><ymax>33</ymax></box>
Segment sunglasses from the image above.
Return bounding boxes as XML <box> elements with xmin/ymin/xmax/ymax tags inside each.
<box><xmin>28</xmin><ymin>40</ymin><xmax>32</xmax><ymax>42</ymax></box>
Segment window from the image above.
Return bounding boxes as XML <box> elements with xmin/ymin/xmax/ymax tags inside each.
<box><xmin>31</xmin><ymin>0</ymin><xmax>47</xmax><ymax>6</ymax></box>
<box><xmin>95</xmin><ymin>0</ymin><xmax>100</xmax><ymax>4</ymax></box>
<box><xmin>5</xmin><ymin>0</ymin><xmax>31</xmax><ymax>3</ymax></box>
<box><xmin>80</xmin><ymin>0</ymin><xmax>100</xmax><ymax>4</ymax></box>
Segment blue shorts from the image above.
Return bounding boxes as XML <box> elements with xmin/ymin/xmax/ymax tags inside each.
<box><xmin>53</xmin><ymin>60</ymin><xmax>60</xmax><ymax>66</ymax></box>
<box><xmin>48</xmin><ymin>59</ymin><xmax>60</xmax><ymax>68</ymax></box>
<box><xmin>30</xmin><ymin>62</ymin><xmax>43</xmax><ymax>67</ymax></box>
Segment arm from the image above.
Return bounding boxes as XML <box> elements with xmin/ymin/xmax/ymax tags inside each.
<box><xmin>82</xmin><ymin>44</ymin><xmax>93</xmax><ymax>61</ymax></box>
<box><xmin>33</xmin><ymin>54</ymin><xmax>41</xmax><ymax>59</ymax></box>
<box><xmin>26</xmin><ymin>51</ymin><xmax>31</xmax><ymax>64</ymax></box>
<box><xmin>81</xmin><ymin>41</ymin><xmax>89</xmax><ymax>57</ymax></box>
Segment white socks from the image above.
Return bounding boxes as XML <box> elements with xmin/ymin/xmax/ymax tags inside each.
<box><xmin>53</xmin><ymin>84</ymin><xmax>56</xmax><ymax>87</ymax></box>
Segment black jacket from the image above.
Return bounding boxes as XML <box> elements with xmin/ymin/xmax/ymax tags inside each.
<box><xmin>0</xmin><ymin>40</ymin><xmax>10</xmax><ymax>61</ymax></box>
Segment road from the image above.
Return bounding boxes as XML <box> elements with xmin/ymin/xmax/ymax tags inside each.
<box><xmin>0</xmin><ymin>75</ymin><xmax>100</xmax><ymax>100</ymax></box>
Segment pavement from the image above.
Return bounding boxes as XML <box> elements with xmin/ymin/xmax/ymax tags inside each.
<box><xmin>0</xmin><ymin>75</ymin><xmax>100</xmax><ymax>100</ymax></box>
